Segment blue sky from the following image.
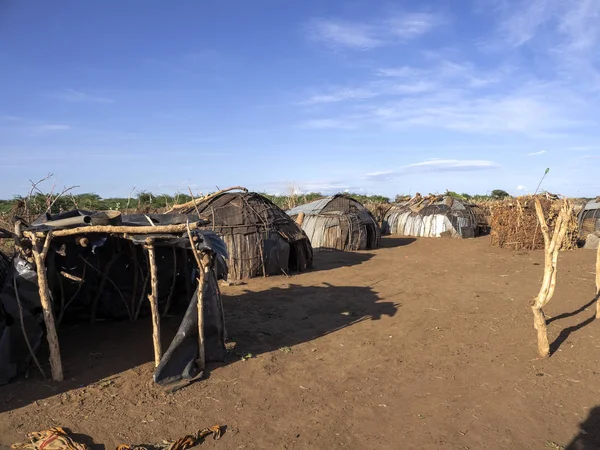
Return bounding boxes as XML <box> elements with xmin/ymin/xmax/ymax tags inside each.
<box><xmin>1</xmin><ymin>0</ymin><xmax>599</xmax><ymax>199</ymax></box>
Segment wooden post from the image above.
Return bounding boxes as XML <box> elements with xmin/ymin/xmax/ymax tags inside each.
<box><xmin>596</xmin><ymin>242</ymin><xmax>600</xmax><ymax>319</ymax></box>
<box><xmin>531</xmin><ymin>198</ymin><xmax>573</xmax><ymax>358</ymax></box>
<box><xmin>186</xmin><ymin>223</ymin><xmax>206</xmax><ymax>371</ymax></box>
<box><xmin>145</xmin><ymin>239</ymin><xmax>162</xmax><ymax>367</ymax></box>
<box><xmin>196</xmin><ymin>255</ymin><xmax>206</xmax><ymax>371</ymax></box>
<box><xmin>30</xmin><ymin>232</ymin><xmax>63</xmax><ymax>381</ymax></box>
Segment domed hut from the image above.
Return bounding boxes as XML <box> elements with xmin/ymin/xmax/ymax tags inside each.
<box><xmin>170</xmin><ymin>190</ymin><xmax>313</xmax><ymax>280</ymax></box>
<box><xmin>382</xmin><ymin>195</ymin><xmax>488</xmax><ymax>239</ymax></box>
<box><xmin>578</xmin><ymin>199</ymin><xmax>600</xmax><ymax>236</ymax></box>
<box><xmin>287</xmin><ymin>194</ymin><xmax>380</xmax><ymax>251</ymax></box>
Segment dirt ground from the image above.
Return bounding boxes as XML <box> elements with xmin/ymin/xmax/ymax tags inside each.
<box><xmin>1</xmin><ymin>236</ymin><xmax>600</xmax><ymax>449</ymax></box>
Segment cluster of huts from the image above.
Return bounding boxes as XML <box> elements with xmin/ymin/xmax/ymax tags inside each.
<box><xmin>0</xmin><ymin>188</ymin><xmax>598</xmax><ymax>389</ymax></box>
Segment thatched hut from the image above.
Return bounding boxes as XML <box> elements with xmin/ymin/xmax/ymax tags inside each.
<box><xmin>382</xmin><ymin>195</ymin><xmax>488</xmax><ymax>238</ymax></box>
<box><xmin>578</xmin><ymin>199</ymin><xmax>600</xmax><ymax>241</ymax></box>
<box><xmin>287</xmin><ymin>195</ymin><xmax>380</xmax><ymax>251</ymax></box>
<box><xmin>170</xmin><ymin>191</ymin><xmax>313</xmax><ymax>280</ymax></box>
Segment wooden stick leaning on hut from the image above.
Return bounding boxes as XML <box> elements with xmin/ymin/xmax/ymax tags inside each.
<box><xmin>24</xmin><ymin>231</ymin><xmax>64</xmax><ymax>381</ymax></box>
<box><xmin>167</xmin><ymin>186</ymin><xmax>248</xmax><ymax>213</ymax></box>
<box><xmin>144</xmin><ymin>238</ymin><xmax>162</xmax><ymax>367</ymax></box>
<box><xmin>530</xmin><ymin>198</ymin><xmax>573</xmax><ymax>358</ymax></box>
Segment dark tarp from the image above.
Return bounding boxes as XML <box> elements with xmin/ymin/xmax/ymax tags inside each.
<box><xmin>0</xmin><ymin>210</ymin><xmax>228</xmax><ymax>388</ymax></box>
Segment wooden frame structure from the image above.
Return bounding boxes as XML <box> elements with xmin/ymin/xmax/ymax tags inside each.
<box><xmin>17</xmin><ymin>221</ymin><xmax>210</xmax><ymax>382</ymax></box>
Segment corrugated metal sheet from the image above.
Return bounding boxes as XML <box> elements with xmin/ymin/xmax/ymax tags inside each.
<box><xmin>288</xmin><ymin>195</ymin><xmax>380</xmax><ymax>250</ymax></box>
<box><xmin>579</xmin><ymin>201</ymin><xmax>600</xmax><ymax>237</ymax></box>
<box><xmin>383</xmin><ymin>199</ymin><xmax>480</xmax><ymax>238</ymax></box>
<box><xmin>583</xmin><ymin>201</ymin><xmax>600</xmax><ymax>211</ymax></box>
<box><xmin>385</xmin><ymin>211</ymin><xmax>460</xmax><ymax>238</ymax></box>
<box><xmin>300</xmin><ymin>215</ymin><xmax>343</xmax><ymax>250</ymax></box>
<box><xmin>287</xmin><ymin>197</ymin><xmax>333</xmax><ymax>216</ymax></box>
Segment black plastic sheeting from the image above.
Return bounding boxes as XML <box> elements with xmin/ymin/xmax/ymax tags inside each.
<box><xmin>0</xmin><ymin>210</ymin><xmax>229</xmax><ymax>388</ymax></box>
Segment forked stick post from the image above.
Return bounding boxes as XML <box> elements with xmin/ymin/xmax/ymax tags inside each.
<box><xmin>30</xmin><ymin>232</ymin><xmax>63</xmax><ymax>381</ymax></box>
<box><xmin>530</xmin><ymin>198</ymin><xmax>572</xmax><ymax>358</ymax></box>
<box><xmin>145</xmin><ymin>239</ymin><xmax>162</xmax><ymax>367</ymax></box>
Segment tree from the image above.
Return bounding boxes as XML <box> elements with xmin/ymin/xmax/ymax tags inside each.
<box><xmin>491</xmin><ymin>189</ymin><xmax>510</xmax><ymax>200</ymax></box>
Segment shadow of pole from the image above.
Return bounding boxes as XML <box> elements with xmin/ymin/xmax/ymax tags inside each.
<box><xmin>549</xmin><ymin>314</ymin><xmax>597</xmax><ymax>356</ymax></box>
<box><xmin>547</xmin><ymin>294</ymin><xmax>599</xmax><ymax>325</ymax></box>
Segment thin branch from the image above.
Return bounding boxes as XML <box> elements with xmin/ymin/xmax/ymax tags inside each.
<box><xmin>125</xmin><ymin>186</ymin><xmax>136</xmax><ymax>215</ymax></box>
<box><xmin>78</xmin><ymin>255</ymin><xmax>131</xmax><ymax>320</ymax></box>
<box><xmin>167</xmin><ymin>186</ymin><xmax>248</xmax><ymax>213</ymax></box>
<box><xmin>13</xmin><ymin>277</ymin><xmax>47</xmax><ymax>379</ymax></box>
<box><xmin>45</xmin><ymin>185</ymin><xmax>80</xmax><ymax>214</ymax></box>
<box><xmin>188</xmin><ymin>187</ymin><xmax>202</xmax><ymax>218</ymax></box>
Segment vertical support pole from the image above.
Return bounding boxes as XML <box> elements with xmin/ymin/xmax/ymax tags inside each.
<box><xmin>186</xmin><ymin>223</ymin><xmax>206</xmax><ymax>371</ymax></box>
<box><xmin>29</xmin><ymin>231</ymin><xmax>63</xmax><ymax>381</ymax></box>
<box><xmin>145</xmin><ymin>238</ymin><xmax>162</xmax><ymax>367</ymax></box>
<box><xmin>196</xmin><ymin>254</ymin><xmax>206</xmax><ymax>371</ymax></box>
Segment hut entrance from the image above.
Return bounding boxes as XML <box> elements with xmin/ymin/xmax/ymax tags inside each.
<box><xmin>365</xmin><ymin>223</ymin><xmax>378</xmax><ymax>248</ymax></box>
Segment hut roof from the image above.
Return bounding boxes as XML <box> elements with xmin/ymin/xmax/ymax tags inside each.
<box><xmin>176</xmin><ymin>192</ymin><xmax>307</xmax><ymax>243</ymax></box>
<box><xmin>582</xmin><ymin>200</ymin><xmax>600</xmax><ymax>211</ymax></box>
<box><xmin>287</xmin><ymin>194</ymin><xmax>369</xmax><ymax>216</ymax></box>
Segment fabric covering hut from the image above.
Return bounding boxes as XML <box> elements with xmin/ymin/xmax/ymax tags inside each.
<box><xmin>0</xmin><ymin>210</ymin><xmax>228</xmax><ymax>388</ymax></box>
<box><xmin>170</xmin><ymin>190</ymin><xmax>313</xmax><ymax>280</ymax></box>
<box><xmin>287</xmin><ymin>194</ymin><xmax>381</xmax><ymax>251</ymax></box>
<box><xmin>382</xmin><ymin>195</ymin><xmax>488</xmax><ymax>238</ymax></box>
<box><xmin>578</xmin><ymin>199</ymin><xmax>600</xmax><ymax>239</ymax></box>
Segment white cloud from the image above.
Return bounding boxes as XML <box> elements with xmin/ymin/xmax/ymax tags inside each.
<box><xmin>517</xmin><ymin>185</ymin><xmax>529</xmax><ymax>191</ymax></box>
<box><xmin>488</xmin><ymin>0</ymin><xmax>600</xmax><ymax>85</ymax></box>
<box><xmin>306</xmin><ymin>12</ymin><xmax>440</xmax><ymax>50</ymax></box>
<box><xmin>406</xmin><ymin>159</ymin><xmax>499</xmax><ymax>171</ymax></box>
<box><xmin>526</xmin><ymin>150</ymin><xmax>546</xmax><ymax>155</ymax></box>
<box><xmin>386</xmin><ymin>13</ymin><xmax>440</xmax><ymax>39</ymax></box>
<box><xmin>307</xmin><ymin>19</ymin><xmax>384</xmax><ymax>50</ymax></box>
<box><xmin>257</xmin><ymin>179</ymin><xmax>360</xmax><ymax>195</ymax></box>
<box><xmin>299</xmin><ymin>52</ymin><xmax>589</xmax><ymax>135</ymax></box>
<box><xmin>364</xmin><ymin>171</ymin><xmax>396</xmax><ymax>181</ymax></box>
<box><xmin>52</xmin><ymin>89</ymin><xmax>114</xmax><ymax>103</ymax></box>
<box><xmin>299</xmin><ymin>119</ymin><xmax>356</xmax><ymax>130</ymax></box>
<box><xmin>299</xmin><ymin>2</ymin><xmax>600</xmax><ymax>137</ymax></box>
<box><xmin>364</xmin><ymin>159</ymin><xmax>499</xmax><ymax>181</ymax></box>
<box><xmin>36</xmin><ymin>124</ymin><xmax>71</xmax><ymax>132</ymax></box>
<box><xmin>0</xmin><ymin>115</ymin><xmax>23</xmax><ymax>121</ymax></box>
<box><xmin>300</xmin><ymin>88</ymin><xmax>377</xmax><ymax>105</ymax></box>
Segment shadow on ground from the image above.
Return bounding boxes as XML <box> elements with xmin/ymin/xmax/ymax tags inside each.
<box><xmin>0</xmin><ymin>283</ymin><xmax>397</xmax><ymax>416</ymax></box>
<box><xmin>380</xmin><ymin>237</ymin><xmax>417</xmax><ymax>249</ymax></box>
<box><xmin>566</xmin><ymin>405</ymin><xmax>600</xmax><ymax>449</ymax></box>
<box><xmin>221</xmin><ymin>283</ymin><xmax>398</xmax><ymax>357</ymax></box>
<box><xmin>548</xmin><ymin>294</ymin><xmax>599</xmax><ymax>356</ymax></box>
<box><xmin>311</xmin><ymin>250</ymin><xmax>375</xmax><ymax>272</ymax></box>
